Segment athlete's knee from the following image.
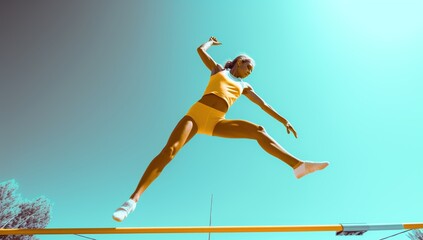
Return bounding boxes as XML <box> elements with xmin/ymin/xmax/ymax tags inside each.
<box><xmin>254</xmin><ymin>125</ymin><xmax>268</xmax><ymax>139</ymax></box>
<box><xmin>160</xmin><ymin>144</ymin><xmax>179</xmax><ymax>162</ymax></box>
<box><xmin>257</xmin><ymin>125</ymin><xmax>266</xmax><ymax>132</ymax></box>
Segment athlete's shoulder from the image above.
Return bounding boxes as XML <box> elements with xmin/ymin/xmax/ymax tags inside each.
<box><xmin>243</xmin><ymin>81</ymin><xmax>253</xmax><ymax>90</ymax></box>
<box><xmin>211</xmin><ymin>64</ymin><xmax>225</xmax><ymax>76</ymax></box>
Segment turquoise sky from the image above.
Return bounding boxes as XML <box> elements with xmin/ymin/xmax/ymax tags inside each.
<box><xmin>1</xmin><ymin>1</ymin><xmax>422</xmax><ymax>240</ymax></box>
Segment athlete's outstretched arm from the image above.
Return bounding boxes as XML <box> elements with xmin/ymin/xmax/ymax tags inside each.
<box><xmin>243</xmin><ymin>85</ymin><xmax>298</xmax><ymax>138</ymax></box>
<box><xmin>197</xmin><ymin>36</ymin><xmax>222</xmax><ymax>71</ymax></box>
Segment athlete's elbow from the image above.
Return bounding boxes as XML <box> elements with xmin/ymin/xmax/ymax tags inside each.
<box><xmin>197</xmin><ymin>47</ymin><xmax>205</xmax><ymax>53</ymax></box>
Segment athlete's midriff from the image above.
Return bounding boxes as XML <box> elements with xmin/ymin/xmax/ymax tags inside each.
<box><xmin>198</xmin><ymin>93</ymin><xmax>228</xmax><ymax>113</ymax></box>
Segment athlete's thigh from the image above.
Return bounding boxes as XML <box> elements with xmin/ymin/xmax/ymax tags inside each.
<box><xmin>164</xmin><ymin>115</ymin><xmax>198</xmax><ymax>151</ymax></box>
<box><xmin>212</xmin><ymin>119</ymin><xmax>260</xmax><ymax>139</ymax></box>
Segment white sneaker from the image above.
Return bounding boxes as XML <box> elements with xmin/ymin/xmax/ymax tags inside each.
<box><xmin>113</xmin><ymin>199</ymin><xmax>137</xmax><ymax>222</ymax></box>
<box><xmin>294</xmin><ymin>161</ymin><xmax>329</xmax><ymax>179</ymax></box>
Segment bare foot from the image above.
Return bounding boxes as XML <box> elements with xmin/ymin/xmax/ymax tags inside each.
<box><xmin>294</xmin><ymin>161</ymin><xmax>329</xmax><ymax>179</ymax></box>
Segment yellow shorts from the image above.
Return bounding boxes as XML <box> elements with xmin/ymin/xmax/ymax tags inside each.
<box><xmin>186</xmin><ymin>102</ymin><xmax>226</xmax><ymax>136</ymax></box>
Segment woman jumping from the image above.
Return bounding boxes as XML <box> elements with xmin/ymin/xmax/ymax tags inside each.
<box><xmin>112</xmin><ymin>37</ymin><xmax>329</xmax><ymax>222</ymax></box>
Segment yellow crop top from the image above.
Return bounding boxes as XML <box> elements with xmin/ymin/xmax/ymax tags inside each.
<box><xmin>202</xmin><ymin>69</ymin><xmax>248</xmax><ymax>108</ymax></box>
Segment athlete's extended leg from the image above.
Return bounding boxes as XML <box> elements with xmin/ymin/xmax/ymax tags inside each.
<box><xmin>113</xmin><ymin>115</ymin><xmax>197</xmax><ymax>222</ymax></box>
<box><xmin>131</xmin><ymin>115</ymin><xmax>198</xmax><ymax>202</ymax></box>
<box><xmin>212</xmin><ymin>119</ymin><xmax>328</xmax><ymax>178</ymax></box>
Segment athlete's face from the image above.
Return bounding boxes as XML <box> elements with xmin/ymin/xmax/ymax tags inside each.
<box><xmin>237</xmin><ymin>59</ymin><xmax>254</xmax><ymax>78</ymax></box>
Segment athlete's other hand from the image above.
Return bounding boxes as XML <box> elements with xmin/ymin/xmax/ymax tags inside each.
<box><xmin>285</xmin><ymin>122</ymin><xmax>298</xmax><ymax>138</ymax></box>
<box><xmin>209</xmin><ymin>36</ymin><xmax>222</xmax><ymax>45</ymax></box>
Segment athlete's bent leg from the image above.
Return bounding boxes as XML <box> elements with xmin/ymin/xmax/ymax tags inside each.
<box><xmin>212</xmin><ymin>119</ymin><xmax>328</xmax><ymax>178</ymax></box>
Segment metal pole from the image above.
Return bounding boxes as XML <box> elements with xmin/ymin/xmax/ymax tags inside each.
<box><xmin>208</xmin><ymin>194</ymin><xmax>213</xmax><ymax>240</ymax></box>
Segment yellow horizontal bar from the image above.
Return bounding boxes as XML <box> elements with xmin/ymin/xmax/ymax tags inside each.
<box><xmin>0</xmin><ymin>225</ymin><xmax>343</xmax><ymax>235</ymax></box>
<box><xmin>404</xmin><ymin>223</ymin><xmax>423</xmax><ymax>229</ymax></box>
<box><xmin>1</xmin><ymin>223</ymin><xmax>422</xmax><ymax>236</ymax></box>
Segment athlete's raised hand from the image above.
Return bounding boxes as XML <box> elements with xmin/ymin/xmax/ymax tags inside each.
<box><xmin>209</xmin><ymin>36</ymin><xmax>222</xmax><ymax>45</ymax></box>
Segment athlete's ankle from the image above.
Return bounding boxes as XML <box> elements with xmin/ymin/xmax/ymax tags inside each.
<box><xmin>293</xmin><ymin>161</ymin><xmax>304</xmax><ymax>169</ymax></box>
<box><xmin>130</xmin><ymin>196</ymin><xmax>139</xmax><ymax>203</ymax></box>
